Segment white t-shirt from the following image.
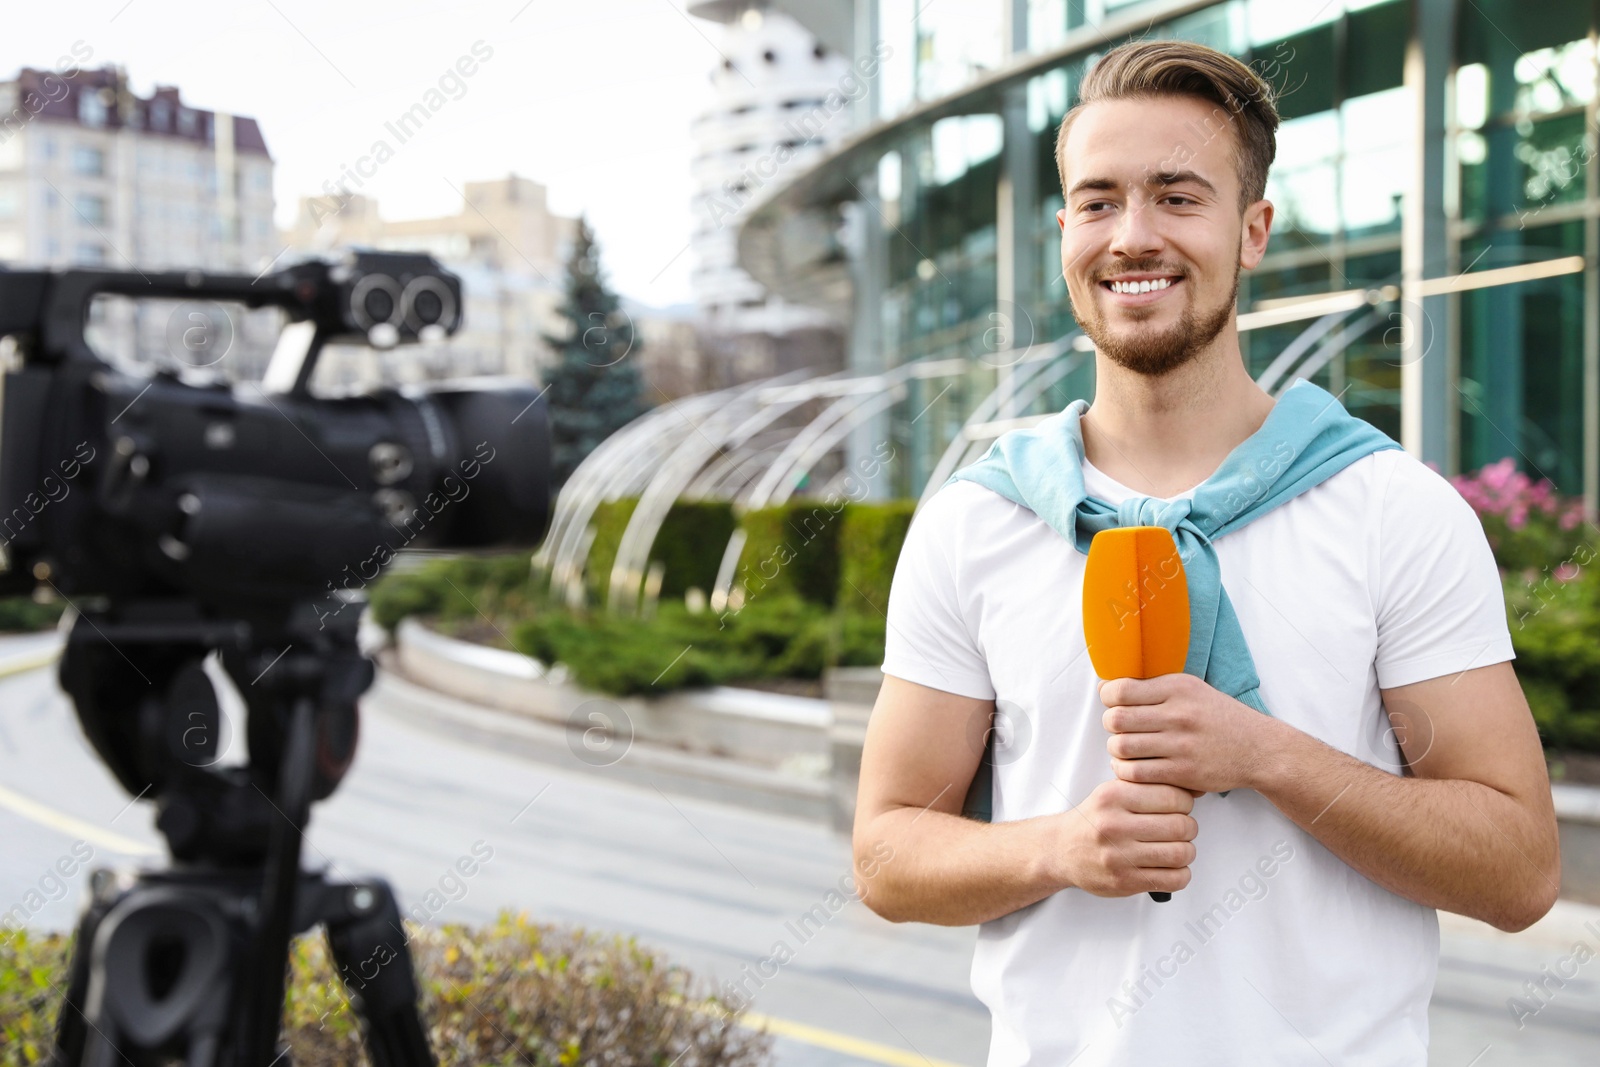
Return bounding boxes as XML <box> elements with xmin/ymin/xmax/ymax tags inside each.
<box><xmin>881</xmin><ymin>446</ymin><xmax>1515</xmax><ymax>1066</ymax></box>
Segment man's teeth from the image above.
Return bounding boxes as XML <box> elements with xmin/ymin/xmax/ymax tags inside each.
<box><xmin>1108</xmin><ymin>278</ymin><xmax>1175</xmax><ymax>294</ymax></box>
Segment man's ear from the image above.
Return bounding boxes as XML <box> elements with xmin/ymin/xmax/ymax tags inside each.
<box><xmin>1239</xmin><ymin>199</ymin><xmax>1273</xmax><ymax>270</ymax></box>
<box><xmin>1057</xmin><ymin>208</ymin><xmax>1067</xmax><ymax>231</ymax></box>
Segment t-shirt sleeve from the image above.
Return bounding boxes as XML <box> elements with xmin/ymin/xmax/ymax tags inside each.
<box><xmin>879</xmin><ymin>489</ymin><xmax>997</xmax><ymax>701</ymax></box>
<box><xmin>1372</xmin><ymin>453</ymin><xmax>1515</xmax><ymax>690</ymax></box>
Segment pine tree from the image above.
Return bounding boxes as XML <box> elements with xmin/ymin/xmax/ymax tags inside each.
<box><xmin>541</xmin><ymin>216</ymin><xmax>651</xmax><ymax>487</ymax></box>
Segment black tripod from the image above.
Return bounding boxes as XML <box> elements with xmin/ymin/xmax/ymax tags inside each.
<box><xmin>48</xmin><ymin>599</ymin><xmax>436</xmax><ymax>1067</ymax></box>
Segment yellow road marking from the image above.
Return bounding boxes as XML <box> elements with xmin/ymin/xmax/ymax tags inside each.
<box><xmin>0</xmin><ymin>644</ymin><xmax>62</xmax><ymax>678</ymax></box>
<box><xmin>740</xmin><ymin>1009</ymin><xmax>971</xmax><ymax>1067</ymax></box>
<box><xmin>0</xmin><ymin>782</ymin><xmax>160</xmax><ymax>856</ymax></box>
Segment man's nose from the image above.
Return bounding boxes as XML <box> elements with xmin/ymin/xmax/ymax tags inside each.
<box><xmin>1108</xmin><ymin>198</ymin><xmax>1162</xmax><ymax>259</ymax></box>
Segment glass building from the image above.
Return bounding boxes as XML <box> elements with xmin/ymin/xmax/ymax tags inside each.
<box><xmin>732</xmin><ymin>0</ymin><xmax>1600</xmax><ymax>515</ymax></box>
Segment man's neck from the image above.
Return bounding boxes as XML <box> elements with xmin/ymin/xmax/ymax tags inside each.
<box><xmin>1079</xmin><ymin>338</ymin><xmax>1275</xmax><ymax>499</ymax></box>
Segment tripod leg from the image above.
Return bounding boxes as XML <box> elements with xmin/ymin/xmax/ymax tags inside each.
<box><xmin>240</xmin><ymin>694</ymin><xmax>317</xmax><ymax>1064</ymax></box>
<box><xmin>324</xmin><ymin>881</ymin><xmax>436</xmax><ymax>1067</ymax></box>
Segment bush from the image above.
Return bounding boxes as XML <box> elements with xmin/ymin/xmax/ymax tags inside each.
<box><xmin>1</xmin><ymin>915</ymin><xmax>771</xmax><ymax>1067</ymax></box>
<box><xmin>513</xmin><ymin>597</ymin><xmax>834</xmax><ymax>696</ymax></box>
<box><xmin>1504</xmin><ymin>551</ymin><xmax>1600</xmax><ymax>752</ymax></box>
<box><xmin>0</xmin><ymin>598</ymin><xmax>63</xmax><ymax>633</ymax></box>
<box><xmin>654</xmin><ymin>502</ymin><xmax>737</xmax><ymax>599</ymax></box>
<box><xmin>737</xmin><ymin>501</ymin><xmax>842</xmax><ymax>607</ymax></box>
<box><xmin>368</xmin><ymin>554</ymin><xmax>536</xmax><ymax>634</ymax></box>
<box><xmin>1449</xmin><ymin>458</ymin><xmax>1592</xmax><ymax>575</ymax></box>
<box><xmin>836</xmin><ymin>501</ymin><xmax>917</xmax><ymax>617</ymax></box>
<box><xmin>584</xmin><ymin>498</ymin><xmax>639</xmax><ymax>605</ymax></box>
<box><xmin>584</xmin><ymin>500</ymin><xmax>737</xmax><ymax>606</ymax></box>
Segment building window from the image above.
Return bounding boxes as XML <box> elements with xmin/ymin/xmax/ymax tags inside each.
<box><xmin>71</xmin><ymin>146</ymin><xmax>105</xmax><ymax>177</ymax></box>
<box><xmin>151</xmin><ymin>99</ymin><xmax>171</xmax><ymax>130</ymax></box>
<box><xmin>75</xmin><ymin>194</ymin><xmax>107</xmax><ymax>226</ymax></box>
<box><xmin>73</xmin><ymin>241</ymin><xmax>105</xmax><ymax>264</ymax></box>
<box><xmin>0</xmin><ymin>188</ymin><xmax>17</xmax><ymax>219</ymax></box>
<box><xmin>177</xmin><ymin>109</ymin><xmax>196</xmax><ymax>136</ymax></box>
<box><xmin>78</xmin><ymin>90</ymin><xmax>107</xmax><ymax>128</ymax></box>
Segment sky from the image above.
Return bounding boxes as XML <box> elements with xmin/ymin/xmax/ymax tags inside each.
<box><xmin>0</xmin><ymin>0</ymin><xmax>722</xmax><ymax>306</ymax></box>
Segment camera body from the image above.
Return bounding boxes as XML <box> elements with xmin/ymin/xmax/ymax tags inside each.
<box><xmin>0</xmin><ymin>250</ymin><xmax>550</xmax><ymax>611</ymax></box>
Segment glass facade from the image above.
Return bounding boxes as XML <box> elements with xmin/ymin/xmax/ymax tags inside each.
<box><xmin>754</xmin><ymin>0</ymin><xmax>1600</xmax><ymax>510</ymax></box>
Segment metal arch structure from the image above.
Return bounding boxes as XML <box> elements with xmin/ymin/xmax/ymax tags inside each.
<box><xmin>606</xmin><ymin>370</ymin><xmax>821</xmax><ymax>613</ymax></box>
<box><xmin>538</xmin><ymin>384</ymin><xmax>743</xmax><ymax>606</ymax></box>
<box><xmin>916</xmin><ymin>333</ymin><xmax>1090</xmax><ymax>512</ymax></box>
<box><xmin>702</xmin><ymin>357</ymin><xmax>974</xmax><ymax>611</ymax></box>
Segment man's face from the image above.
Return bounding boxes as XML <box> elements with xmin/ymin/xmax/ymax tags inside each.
<box><xmin>1056</xmin><ymin>95</ymin><xmax>1271</xmax><ymax>378</ymax></box>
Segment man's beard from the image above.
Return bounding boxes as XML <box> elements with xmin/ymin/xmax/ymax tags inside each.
<box><xmin>1072</xmin><ymin>263</ymin><xmax>1240</xmax><ymax>378</ymax></box>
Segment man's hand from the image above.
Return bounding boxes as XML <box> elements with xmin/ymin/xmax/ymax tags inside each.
<box><xmin>1062</xmin><ymin>778</ymin><xmax>1199</xmax><ymax>898</ymax></box>
<box><xmin>1100</xmin><ymin>673</ymin><xmax>1278</xmax><ymax>795</ymax></box>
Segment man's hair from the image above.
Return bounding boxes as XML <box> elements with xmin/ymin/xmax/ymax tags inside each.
<box><xmin>1055</xmin><ymin>39</ymin><xmax>1280</xmax><ymax>213</ymax></box>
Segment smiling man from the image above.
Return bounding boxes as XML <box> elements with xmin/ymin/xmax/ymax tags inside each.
<box><xmin>852</xmin><ymin>39</ymin><xmax>1560</xmax><ymax>1066</ymax></box>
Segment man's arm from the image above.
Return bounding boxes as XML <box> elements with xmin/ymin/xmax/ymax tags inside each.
<box><xmin>1101</xmin><ymin>662</ymin><xmax>1560</xmax><ymax>932</ymax></box>
<box><xmin>1251</xmin><ymin>661</ymin><xmax>1559</xmax><ymax>932</ymax></box>
<box><xmin>855</xmin><ymin>674</ymin><xmax>1199</xmax><ymax>926</ymax></box>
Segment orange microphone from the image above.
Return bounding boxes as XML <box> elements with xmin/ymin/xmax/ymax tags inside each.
<box><xmin>1083</xmin><ymin>526</ymin><xmax>1190</xmax><ymax>903</ymax></box>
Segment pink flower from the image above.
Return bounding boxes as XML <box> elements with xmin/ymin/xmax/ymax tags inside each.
<box><xmin>1480</xmin><ymin>457</ymin><xmax>1517</xmax><ymax>491</ymax></box>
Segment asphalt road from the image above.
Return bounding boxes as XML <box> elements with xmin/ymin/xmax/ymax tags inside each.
<box><xmin>3</xmin><ymin>631</ymin><xmax>1599</xmax><ymax>1066</ymax></box>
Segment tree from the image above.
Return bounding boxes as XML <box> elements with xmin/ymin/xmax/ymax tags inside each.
<box><xmin>542</xmin><ymin>216</ymin><xmax>651</xmax><ymax>487</ymax></box>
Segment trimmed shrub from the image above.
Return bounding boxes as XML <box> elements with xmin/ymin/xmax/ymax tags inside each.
<box><xmin>736</xmin><ymin>501</ymin><xmax>842</xmax><ymax>607</ymax></box>
<box><xmin>584</xmin><ymin>499</ymin><xmax>639</xmax><ymax>604</ymax></box>
<box><xmin>654</xmin><ymin>501</ymin><xmax>737</xmax><ymax>599</ymax></box>
<box><xmin>836</xmin><ymin>501</ymin><xmax>917</xmax><ymax>617</ymax></box>
<box><xmin>513</xmin><ymin>597</ymin><xmax>833</xmax><ymax>696</ymax></box>
<box><xmin>368</xmin><ymin>554</ymin><xmax>535</xmax><ymax>633</ymax></box>
<box><xmin>585</xmin><ymin>500</ymin><xmax>737</xmax><ymax>605</ymax></box>
<box><xmin>0</xmin><ymin>598</ymin><xmax>63</xmax><ymax>633</ymax></box>
<box><xmin>1</xmin><ymin>915</ymin><xmax>771</xmax><ymax>1067</ymax></box>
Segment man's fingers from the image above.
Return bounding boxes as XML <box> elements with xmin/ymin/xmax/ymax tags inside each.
<box><xmin>1126</xmin><ymin>812</ymin><xmax>1198</xmax><ymax>843</ymax></box>
<box><xmin>1118</xmin><ymin>780</ymin><xmax>1194</xmax><ymax>814</ymax></box>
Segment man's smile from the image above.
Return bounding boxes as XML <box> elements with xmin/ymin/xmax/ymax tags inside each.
<box><xmin>1098</xmin><ymin>273</ymin><xmax>1184</xmax><ymax>305</ymax></box>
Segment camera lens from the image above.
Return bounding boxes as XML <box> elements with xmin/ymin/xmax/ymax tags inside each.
<box><xmin>412</xmin><ymin>289</ymin><xmax>443</xmax><ymax>324</ymax></box>
<box><xmin>364</xmin><ymin>287</ymin><xmax>395</xmax><ymax>323</ymax></box>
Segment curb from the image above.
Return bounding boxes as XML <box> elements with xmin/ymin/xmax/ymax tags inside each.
<box><xmin>369</xmin><ymin>666</ymin><xmax>833</xmax><ymax>823</ymax></box>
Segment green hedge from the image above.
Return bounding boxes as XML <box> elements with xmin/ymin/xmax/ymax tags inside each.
<box><xmin>514</xmin><ymin>595</ymin><xmax>883</xmax><ymax>697</ymax></box>
<box><xmin>836</xmin><ymin>501</ymin><xmax>917</xmax><ymax>617</ymax></box>
<box><xmin>584</xmin><ymin>498</ymin><xmax>638</xmax><ymax>604</ymax></box>
<box><xmin>584</xmin><ymin>499</ymin><xmax>735</xmax><ymax>605</ymax></box>
<box><xmin>366</xmin><ymin>499</ymin><xmax>922</xmax><ymax>695</ymax></box>
<box><xmin>0</xmin><ymin>598</ymin><xmax>63</xmax><ymax>633</ymax></box>
<box><xmin>1</xmin><ymin>914</ymin><xmax>770</xmax><ymax>1066</ymax></box>
<box><xmin>736</xmin><ymin>501</ymin><xmax>842</xmax><ymax>607</ymax></box>
<box><xmin>368</xmin><ymin>554</ymin><xmax>535</xmax><ymax>633</ymax></box>
<box><xmin>655</xmin><ymin>501</ymin><xmax>737</xmax><ymax>598</ymax></box>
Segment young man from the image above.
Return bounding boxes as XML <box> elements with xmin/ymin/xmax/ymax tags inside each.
<box><xmin>853</xmin><ymin>39</ymin><xmax>1561</xmax><ymax>1065</ymax></box>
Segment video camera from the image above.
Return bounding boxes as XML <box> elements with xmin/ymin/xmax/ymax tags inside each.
<box><xmin>0</xmin><ymin>250</ymin><xmax>551</xmax><ymax>1066</ymax></box>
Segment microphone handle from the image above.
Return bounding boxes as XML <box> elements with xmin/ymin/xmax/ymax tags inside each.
<box><xmin>1149</xmin><ymin>892</ymin><xmax>1171</xmax><ymax>902</ymax></box>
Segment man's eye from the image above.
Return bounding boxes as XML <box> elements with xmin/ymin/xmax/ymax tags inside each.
<box><xmin>1164</xmin><ymin>195</ymin><xmax>1195</xmax><ymax>206</ymax></box>
<box><xmin>1082</xmin><ymin>201</ymin><xmax>1111</xmax><ymax>213</ymax></box>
